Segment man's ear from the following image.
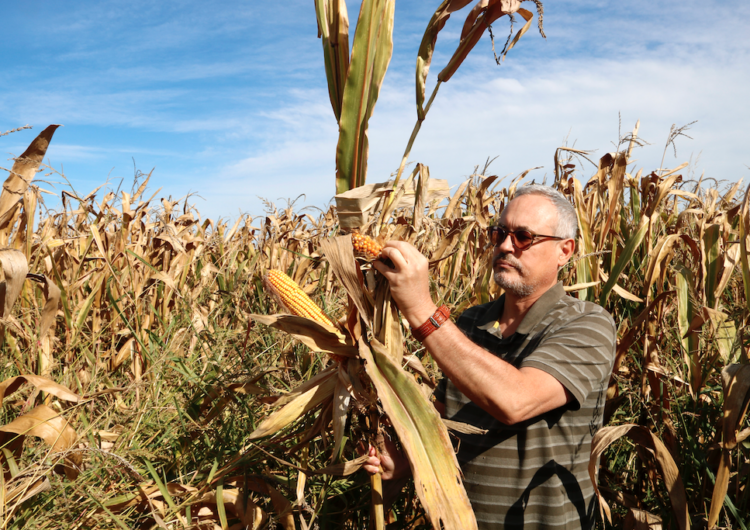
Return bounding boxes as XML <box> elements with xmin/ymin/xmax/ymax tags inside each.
<box><xmin>558</xmin><ymin>238</ymin><xmax>576</xmax><ymax>268</ymax></box>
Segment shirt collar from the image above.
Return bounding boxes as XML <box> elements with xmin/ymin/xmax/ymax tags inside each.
<box><xmin>476</xmin><ymin>282</ymin><xmax>566</xmax><ymax>337</ymax></box>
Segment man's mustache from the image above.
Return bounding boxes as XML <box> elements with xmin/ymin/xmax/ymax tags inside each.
<box><xmin>493</xmin><ymin>252</ymin><xmax>523</xmax><ymax>271</ymax></box>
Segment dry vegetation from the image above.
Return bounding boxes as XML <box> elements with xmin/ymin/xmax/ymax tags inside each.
<box><xmin>0</xmin><ymin>120</ymin><xmax>748</xmax><ymax>529</ymax></box>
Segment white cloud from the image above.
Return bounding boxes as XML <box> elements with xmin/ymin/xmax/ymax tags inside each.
<box><xmin>4</xmin><ymin>0</ymin><xmax>749</xmax><ymax>221</ymax></box>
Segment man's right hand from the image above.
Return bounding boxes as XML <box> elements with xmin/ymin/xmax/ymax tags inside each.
<box><xmin>363</xmin><ymin>436</ymin><xmax>408</xmax><ymax>481</ymax></box>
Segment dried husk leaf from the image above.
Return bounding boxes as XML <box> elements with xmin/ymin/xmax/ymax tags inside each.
<box><xmin>248</xmin><ymin>371</ymin><xmax>337</xmax><ymax>440</ymax></box>
<box><xmin>334</xmin><ymin>178</ymin><xmax>449</xmax><ymax>230</ymax></box>
<box><xmin>249</xmin><ymin>314</ymin><xmax>357</xmax><ymax>358</ymax></box>
<box><xmin>360</xmin><ymin>337</ymin><xmax>477</xmax><ymax>530</ymax></box>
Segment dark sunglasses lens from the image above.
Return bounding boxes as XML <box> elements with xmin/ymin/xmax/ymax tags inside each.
<box><xmin>514</xmin><ymin>230</ymin><xmax>534</xmax><ymax>248</ymax></box>
<box><xmin>490</xmin><ymin>227</ymin><xmax>506</xmax><ymax>246</ymax></box>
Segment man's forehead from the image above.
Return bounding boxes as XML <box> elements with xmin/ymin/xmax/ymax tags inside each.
<box><xmin>499</xmin><ymin>194</ymin><xmax>557</xmax><ymax>229</ymax></box>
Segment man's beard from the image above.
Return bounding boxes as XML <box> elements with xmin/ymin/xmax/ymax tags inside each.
<box><xmin>493</xmin><ymin>253</ymin><xmax>540</xmax><ymax>297</ymax></box>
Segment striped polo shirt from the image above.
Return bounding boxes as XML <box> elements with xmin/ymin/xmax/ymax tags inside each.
<box><xmin>434</xmin><ymin>282</ymin><xmax>616</xmax><ymax>530</ymax></box>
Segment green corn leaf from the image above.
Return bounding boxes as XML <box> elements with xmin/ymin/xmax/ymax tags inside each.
<box><xmin>702</xmin><ymin>224</ymin><xmax>721</xmax><ymax>309</ymax></box>
<box><xmin>315</xmin><ymin>0</ymin><xmax>350</xmax><ymax>122</ymax></box>
<box><xmin>600</xmin><ymin>217</ymin><xmax>649</xmax><ymax>305</ymax></box>
<box><xmin>739</xmin><ymin>184</ymin><xmax>750</xmax><ymax>311</ymax></box>
<box><xmin>415</xmin><ymin>0</ymin><xmax>473</xmax><ymax>120</ymax></box>
<box><xmin>335</xmin><ymin>0</ymin><xmax>395</xmax><ymax>194</ymax></box>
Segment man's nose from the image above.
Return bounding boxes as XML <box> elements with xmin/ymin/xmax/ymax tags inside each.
<box><xmin>497</xmin><ymin>231</ymin><xmax>515</xmax><ymax>253</ymax></box>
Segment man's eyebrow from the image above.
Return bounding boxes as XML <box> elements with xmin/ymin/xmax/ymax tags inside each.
<box><xmin>498</xmin><ymin>223</ymin><xmax>534</xmax><ymax>232</ymax></box>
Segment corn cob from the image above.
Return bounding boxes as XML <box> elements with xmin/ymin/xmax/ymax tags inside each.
<box><xmin>352</xmin><ymin>232</ymin><xmax>383</xmax><ymax>260</ymax></box>
<box><xmin>263</xmin><ymin>269</ymin><xmax>335</xmax><ymax>328</ymax></box>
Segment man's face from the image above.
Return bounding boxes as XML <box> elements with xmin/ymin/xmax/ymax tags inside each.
<box><xmin>492</xmin><ymin>194</ymin><xmax>567</xmax><ymax>298</ymax></box>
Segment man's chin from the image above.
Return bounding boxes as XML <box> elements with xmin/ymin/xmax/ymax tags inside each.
<box><xmin>494</xmin><ymin>273</ymin><xmax>535</xmax><ymax>298</ymax></box>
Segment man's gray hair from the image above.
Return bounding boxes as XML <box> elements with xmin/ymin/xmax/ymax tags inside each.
<box><xmin>512</xmin><ymin>185</ymin><xmax>578</xmax><ymax>240</ymax></box>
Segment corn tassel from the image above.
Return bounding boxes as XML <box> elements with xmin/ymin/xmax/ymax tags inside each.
<box><xmin>264</xmin><ymin>269</ymin><xmax>334</xmax><ymax>327</ymax></box>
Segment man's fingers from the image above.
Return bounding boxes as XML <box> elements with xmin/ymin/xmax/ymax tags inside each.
<box><xmin>364</xmin><ymin>452</ymin><xmax>382</xmax><ymax>475</ymax></box>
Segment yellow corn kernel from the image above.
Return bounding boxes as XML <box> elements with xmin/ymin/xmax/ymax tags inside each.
<box><xmin>352</xmin><ymin>232</ymin><xmax>383</xmax><ymax>261</ymax></box>
<box><xmin>264</xmin><ymin>269</ymin><xmax>334</xmax><ymax>327</ymax></box>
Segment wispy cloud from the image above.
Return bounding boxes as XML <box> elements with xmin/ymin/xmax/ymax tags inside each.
<box><xmin>2</xmin><ymin>0</ymin><xmax>747</xmax><ymax>220</ymax></box>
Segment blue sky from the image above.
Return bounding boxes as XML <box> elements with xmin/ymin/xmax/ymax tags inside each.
<box><xmin>2</xmin><ymin>0</ymin><xmax>748</xmax><ymax>220</ymax></box>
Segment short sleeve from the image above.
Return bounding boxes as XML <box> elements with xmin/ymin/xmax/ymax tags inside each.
<box><xmin>520</xmin><ymin>304</ymin><xmax>616</xmax><ymax>407</ymax></box>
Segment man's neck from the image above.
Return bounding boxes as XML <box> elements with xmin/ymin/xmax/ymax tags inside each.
<box><xmin>498</xmin><ymin>281</ymin><xmax>557</xmax><ymax>337</ymax></box>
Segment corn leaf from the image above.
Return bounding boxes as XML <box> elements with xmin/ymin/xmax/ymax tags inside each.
<box><xmin>249</xmin><ymin>314</ymin><xmax>357</xmax><ymax>358</ymax></box>
<box><xmin>314</xmin><ymin>0</ymin><xmax>350</xmax><ymax>122</ymax></box>
<box><xmin>600</xmin><ymin>218</ymin><xmax>649</xmax><ymax>305</ymax></box>
<box><xmin>0</xmin><ymin>125</ymin><xmax>60</xmax><ymax>231</ymax></box>
<box><xmin>0</xmin><ymin>404</ymin><xmax>81</xmax><ymax>480</ymax></box>
<box><xmin>708</xmin><ymin>365</ymin><xmax>750</xmax><ymax>528</ymax></box>
<box><xmin>0</xmin><ymin>249</ymin><xmax>28</xmax><ymax>322</ymax></box>
<box><xmin>415</xmin><ymin>0</ymin><xmax>474</xmax><ymax>119</ymax></box>
<box><xmin>360</xmin><ymin>337</ymin><xmax>477</xmax><ymax>530</ymax></box>
<box><xmin>739</xmin><ymin>184</ymin><xmax>750</xmax><ymax>311</ymax></box>
<box><xmin>438</xmin><ymin>0</ymin><xmax>529</xmax><ymax>83</ymax></box>
<box><xmin>248</xmin><ymin>371</ymin><xmax>337</xmax><ymax>440</ymax></box>
<box><xmin>589</xmin><ymin>424</ymin><xmax>689</xmax><ymax>530</ymax></box>
<box><xmin>0</xmin><ymin>375</ymin><xmax>80</xmax><ymax>404</ymax></box>
<box><xmin>335</xmin><ymin>0</ymin><xmax>395</xmax><ymax>193</ymax></box>
<box><xmin>702</xmin><ymin>224</ymin><xmax>721</xmax><ymax>309</ymax></box>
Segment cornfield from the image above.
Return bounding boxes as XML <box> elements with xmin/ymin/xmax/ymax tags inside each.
<box><xmin>2</xmin><ymin>1</ymin><xmax>749</xmax><ymax>529</ymax></box>
<box><xmin>0</xmin><ymin>119</ymin><xmax>748</xmax><ymax>529</ymax></box>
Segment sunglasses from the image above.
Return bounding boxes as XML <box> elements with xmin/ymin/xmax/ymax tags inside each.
<box><xmin>488</xmin><ymin>226</ymin><xmax>565</xmax><ymax>251</ymax></box>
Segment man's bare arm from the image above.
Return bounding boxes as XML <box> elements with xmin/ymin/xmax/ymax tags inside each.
<box><xmin>373</xmin><ymin>241</ymin><xmax>569</xmax><ymax>425</ymax></box>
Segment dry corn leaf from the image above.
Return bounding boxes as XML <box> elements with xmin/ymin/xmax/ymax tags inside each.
<box><xmin>249</xmin><ymin>314</ymin><xmax>357</xmax><ymax>358</ymax></box>
<box><xmin>313</xmin><ymin>454</ymin><xmax>369</xmax><ymax>476</ymax></box>
<box><xmin>0</xmin><ymin>404</ymin><xmax>81</xmax><ymax>480</ymax></box>
<box><xmin>438</xmin><ymin>0</ymin><xmax>536</xmax><ymax>83</ymax></box>
<box><xmin>248</xmin><ymin>371</ymin><xmax>337</xmax><ymax>440</ymax></box>
<box><xmin>25</xmin><ymin>274</ymin><xmax>61</xmax><ymax>341</ymax></box>
<box><xmin>415</xmin><ymin>0</ymin><xmax>474</xmax><ymax>119</ymax></box>
<box><xmin>319</xmin><ymin>236</ymin><xmax>372</xmax><ymax>326</ymax></box>
<box><xmin>708</xmin><ymin>364</ymin><xmax>750</xmax><ymax>528</ymax></box>
<box><xmin>3</xmin><ymin>475</ymin><xmax>51</xmax><ymax>507</ymax></box>
<box><xmin>331</xmin><ymin>373</ymin><xmax>352</xmax><ymax>460</ymax></box>
<box><xmin>274</xmin><ymin>365</ymin><xmax>338</xmax><ymax>409</ymax></box>
<box><xmin>0</xmin><ymin>375</ymin><xmax>80</xmax><ymax>404</ymax></box>
<box><xmin>624</xmin><ymin>508</ymin><xmax>662</xmax><ymax>530</ymax></box>
<box><xmin>360</xmin><ymin>337</ymin><xmax>477</xmax><ymax>530</ymax></box>
<box><xmin>0</xmin><ymin>125</ymin><xmax>60</xmax><ymax>229</ymax></box>
<box><xmin>0</xmin><ymin>250</ymin><xmax>28</xmax><ymax>323</ymax></box>
<box><xmin>442</xmin><ymin>418</ymin><xmax>488</xmax><ymax>435</ymax></box>
<box><xmin>589</xmin><ymin>424</ymin><xmax>688</xmax><ymax>530</ymax></box>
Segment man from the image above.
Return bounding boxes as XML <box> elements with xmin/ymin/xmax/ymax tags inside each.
<box><xmin>365</xmin><ymin>185</ymin><xmax>616</xmax><ymax>529</ymax></box>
